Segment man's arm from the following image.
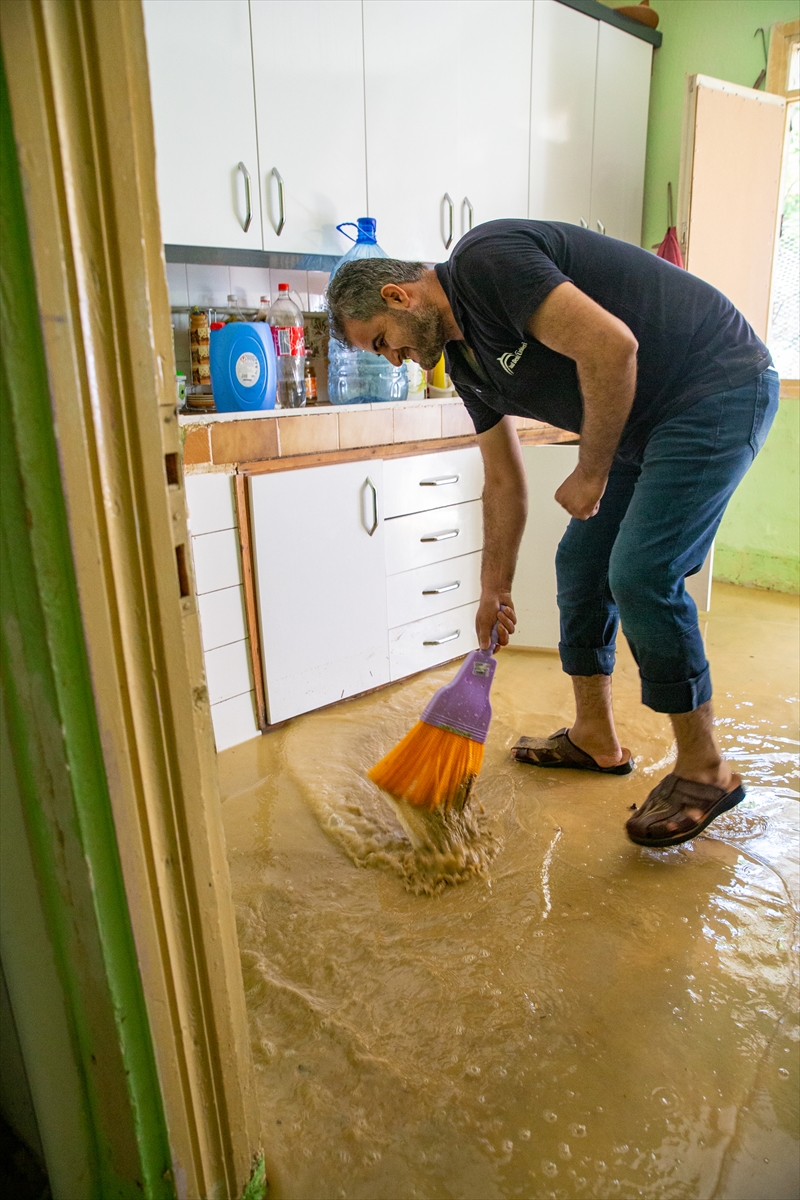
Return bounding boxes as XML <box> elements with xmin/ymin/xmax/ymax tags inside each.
<box><xmin>526</xmin><ymin>281</ymin><xmax>638</xmax><ymax>519</ymax></box>
<box><xmin>475</xmin><ymin>415</ymin><xmax>525</xmax><ymax>651</ymax></box>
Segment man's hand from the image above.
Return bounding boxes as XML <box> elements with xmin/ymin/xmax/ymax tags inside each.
<box><xmin>555</xmin><ymin>463</ymin><xmax>607</xmax><ymax>520</ymax></box>
<box><xmin>476</xmin><ymin>592</ymin><xmax>516</xmax><ymax>652</ymax></box>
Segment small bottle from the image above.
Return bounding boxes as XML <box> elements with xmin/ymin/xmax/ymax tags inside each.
<box><xmin>267</xmin><ymin>283</ymin><xmax>306</xmax><ymax>409</ymax></box>
<box><xmin>254</xmin><ymin>295</ymin><xmax>270</xmax><ymax>322</ymax></box>
<box><xmin>224</xmin><ymin>293</ymin><xmax>245</xmax><ymax>323</ymax></box>
<box><xmin>304</xmin><ymin>354</ymin><xmax>317</xmax><ymax>405</ymax></box>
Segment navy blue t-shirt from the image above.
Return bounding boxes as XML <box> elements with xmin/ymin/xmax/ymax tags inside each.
<box><xmin>437</xmin><ymin>220</ymin><xmax>771</xmax><ymax>462</ymax></box>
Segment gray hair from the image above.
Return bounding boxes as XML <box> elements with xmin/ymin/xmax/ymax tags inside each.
<box><xmin>326</xmin><ymin>258</ymin><xmax>427</xmax><ymax>344</ymax></box>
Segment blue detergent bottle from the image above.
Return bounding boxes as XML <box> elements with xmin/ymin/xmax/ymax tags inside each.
<box><xmin>328</xmin><ymin>218</ymin><xmax>408</xmax><ymax>405</ymax></box>
<box><xmin>210</xmin><ymin>321</ymin><xmax>277</xmax><ymax>413</ymax></box>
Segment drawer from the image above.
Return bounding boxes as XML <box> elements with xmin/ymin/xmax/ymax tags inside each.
<box><xmin>386</xmin><ymin>551</ymin><xmax>481</xmax><ymax>628</ymax></box>
<box><xmin>389</xmin><ymin>602</ymin><xmax>479</xmax><ymax>682</ymax></box>
<box><xmin>384</xmin><ymin>500</ymin><xmax>483</xmax><ymax>576</ymax></box>
<box><xmin>383</xmin><ymin>447</ymin><xmax>483</xmax><ymax>518</ymax></box>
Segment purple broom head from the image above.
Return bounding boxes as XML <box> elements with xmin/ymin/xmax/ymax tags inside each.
<box><xmin>420</xmin><ymin>646</ymin><xmax>498</xmax><ymax>744</ymax></box>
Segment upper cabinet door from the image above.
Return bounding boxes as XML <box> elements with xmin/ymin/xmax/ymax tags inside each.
<box><xmin>251</xmin><ymin>1</ymin><xmax>367</xmax><ymax>256</ymax></box>
<box><xmin>143</xmin><ymin>0</ymin><xmax>261</xmax><ymax>249</ymax></box>
<box><xmin>528</xmin><ymin>0</ymin><xmax>597</xmax><ymax>226</ymax></box>
<box><xmin>452</xmin><ymin>1</ymin><xmax>532</xmax><ymax>239</ymax></box>
<box><xmin>590</xmin><ymin>22</ymin><xmax>653</xmax><ymax>244</ymax></box>
<box><xmin>364</xmin><ymin>1</ymin><xmax>457</xmax><ymax>262</ymax></box>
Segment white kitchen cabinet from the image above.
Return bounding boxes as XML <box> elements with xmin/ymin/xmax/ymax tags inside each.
<box><xmin>250</xmin><ymin>1</ymin><xmax>368</xmax><ymax>255</ymax></box>
<box><xmin>250</xmin><ymin>461</ymin><xmax>390</xmax><ymax>724</ymax></box>
<box><xmin>384</xmin><ymin>501</ymin><xmax>484</xmax><ymax>577</ymax></box>
<box><xmin>528</xmin><ymin>0</ymin><xmax>597</xmax><ymax>226</ymax></box>
<box><xmin>364</xmin><ymin>1</ymin><xmax>531</xmax><ymax>261</ymax></box>
<box><xmin>513</xmin><ymin>444</ymin><xmax>579</xmax><ymax>649</ymax></box>
<box><xmin>382</xmin><ymin>446</ymin><xmax>484</xmax><ymax>519</ymax></box>
<box><xmin>142</xmin><ymin>0</ymin><xmax>261</xmax><ymax>249</ymax></box>
<box><xmin>589</xmin><ymin>21</ymin><xmax>653</xmax><ymax>244</ymax></box>
<box><xmin>389</xmin><ymin>601</ymin><xmax>480</xmax><ymax>682</ymax></box>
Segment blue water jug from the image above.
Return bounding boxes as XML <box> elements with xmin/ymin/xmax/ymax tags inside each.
<box><xmin>328</xmin><ymin>218</ymin><xmax>408</xmax><ymax>405</ymax></box>
<box><xmin>210</xmin><ymin>322</ymin><xmax>277</xmax><ymax>413</ymax></box>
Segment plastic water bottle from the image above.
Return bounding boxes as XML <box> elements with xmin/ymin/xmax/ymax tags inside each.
<box><xmin>267</xmin><ymin>284</ymin><xmax>306</xmax><ymax>408</ymax></box>
<box><xmin>328</xmin><ymin>218</ymin><xmax>408</xmax><ymax>405</ymax></box>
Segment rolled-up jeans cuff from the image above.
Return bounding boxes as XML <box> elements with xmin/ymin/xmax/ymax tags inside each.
<box><xmin>559</xmin><ymin>644</ymin><xmax>616</xmax><ymax>676</ymax></box>
<box><xmin>640</xmin><ymin>664</ymin><xmax>712</xmax><ymax>714</ymax></box>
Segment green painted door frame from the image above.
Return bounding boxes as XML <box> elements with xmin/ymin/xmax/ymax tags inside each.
<box><xmin>0</xmin><ymin>47</ymin><xmax>175</xmax><ymax>1200</ymax></box>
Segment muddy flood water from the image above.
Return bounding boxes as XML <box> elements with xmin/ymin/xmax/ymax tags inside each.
<box><xmin>219</xmin><ymin>584</ymin><xmax>799</xmax><ymax>1200</ymax></box>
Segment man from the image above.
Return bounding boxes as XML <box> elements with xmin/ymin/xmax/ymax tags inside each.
<box><xmin>327</xmin><ymin>220</ymin><xmax>779</xmax><ymax>847</ymax></box>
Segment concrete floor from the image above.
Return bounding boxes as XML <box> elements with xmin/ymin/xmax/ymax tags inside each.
<box><xmin>219</xmin><ymin>583</ymin><xmax>799</xmax><ymax>1200</ymax></box>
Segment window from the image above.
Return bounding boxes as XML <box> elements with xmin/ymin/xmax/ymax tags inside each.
<box><xmin>767</xmin><ymin>21</ymin><xmax>800</xmax><ymax>390</ymax></box>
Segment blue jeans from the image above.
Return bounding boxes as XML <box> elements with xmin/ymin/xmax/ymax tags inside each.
<box><xmin>555</xmin><ymin>368</ymin><xmax>780</xmax><ymax>713</ymax></box>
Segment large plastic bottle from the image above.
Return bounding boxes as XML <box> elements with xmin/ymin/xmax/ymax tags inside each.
<box><xmin>267</xmin><ymin>284</ymin><xmax>306</xmax><ymax>408</ymax></box>
<box><xmin>328</xmin><ymin>218</ymin><xmax>408</xmax><ymax>405</ymax></box>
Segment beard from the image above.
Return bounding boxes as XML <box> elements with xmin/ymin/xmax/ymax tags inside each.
<box><xmin>393</xmin><ymin>301</ymin><xmax>448</xmax><ymax>371</ymax></box>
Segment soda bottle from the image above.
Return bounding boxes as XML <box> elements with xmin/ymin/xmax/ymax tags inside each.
<box><xmin>267</xmin><ymin>284</ymin><xmax>306</xmax><ymax>408</ymax></box>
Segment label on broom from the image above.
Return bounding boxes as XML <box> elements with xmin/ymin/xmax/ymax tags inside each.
<box><xmin>472</xmin><ymin>662</ymin><xmax>490</xmax><ymax>676</ymax></box>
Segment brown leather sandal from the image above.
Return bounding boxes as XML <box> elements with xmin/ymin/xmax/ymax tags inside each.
<box><xmin>512</xmin><ymin>728</ymin><xmax>634</xmax><ymax>775</ymax></box>
<box><xmin>626</xmin><ymin>773</ymin><xmax>745</xmax><ymax>848</ymax></box>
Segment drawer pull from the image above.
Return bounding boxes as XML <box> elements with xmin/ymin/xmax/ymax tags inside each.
<box><xmin>421</xmin><ymin>529</ymin><xmax>459</xmax><ymax>543</ymax></box>
<box><xmin>420</xmin><ymin>474</ymin><xmax>459</xmax><ymax>487</ymax></box>
<box><xmin>422</xmin><ymin>581</ymin><xmax>460</xmax><ymax>595</ymax></box>
<box><xmin>423</xmin><ymin>629</ymin><xmax>460</xmax><ymax>646</ymax></box>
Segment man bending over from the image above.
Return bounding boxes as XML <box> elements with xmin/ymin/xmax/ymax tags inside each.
<box><xmin>326</xmin><ymin>219</ymin><xmax>778</xmax><ymax>848</ymax></box>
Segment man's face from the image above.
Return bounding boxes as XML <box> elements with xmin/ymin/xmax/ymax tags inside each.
<box><xmin>344</xmin><ymin>299</ymin><xmax>447</xmax><ymax>371</ymax></box>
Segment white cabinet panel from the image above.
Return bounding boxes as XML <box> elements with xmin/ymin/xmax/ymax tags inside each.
<box><xmin>364</xmin><ymin>0</ymin><xmax>457</xmax><ymax>261</ymax></box>
<box><xmin>198</xmin><ymin>586</ymin><xmax>248</xmax><ymax>652</ymax></box>
<box><xmin>251</xmin><ymin>1</ymin><xmax>367</xmax><ymax>255</ymax></box>
<box><xmin>205</xmin><ymin>639</ymin><xmax>254</xmax><ymax>704</ymax></box>
<box><xmin>590</xmin><ymin>22</ymin><xmax>653</xmax><ymax>244</ymax></box>
<box><xmin>452</xmin><ymin>1</ymin><xmax>532</xmax><ymax>235</ymax></box>
<box><xmin>384</xmin><ymin>500</ymin><xmax>483</xmax><ymax>576</ymax></box>
<box><xmin>514</xmin><ymin>444</ymin><xmax>578</xmax><ymax>649</ymax></box>
<box><xmin>211</xmin><ymin>691</ymin><xmax>260</xmax><ymax>752</ymax></box>
<box><xmin>528</xmin><ymin>0</ymin><xmax>597</xmax><ymax>226</ymax></box>
<box><xmin>386</xmin><ymin>551</ymin><xmax>482</xmax><ymax>628</ymax></box>
<box><xmin>143</xmin><ymin>0</ymin><xmax>261</xmax><ymax>249</ymax></box>
<box><xmin>184</xmin><ymin>473</ymin><xmax>236</xmax><ymax>535</ymax></box>
<box><xmin>383</xmin><ymin>446</ymin><xmax>484</xmax><ymax>519</ymax></box>
<box><xmin>251</xmin><ymin>462</ymin><xmax>390</xmax><ymax>724</ymax></box>
<box><xmin>191</xmin><ymin>529</ymin><xmax>243</xmax><ymax>595</ymax></box>
<box><xmin>389</xmin><ymin>602</ymin><xmax>480</xmax><ymax>681</ymax></box>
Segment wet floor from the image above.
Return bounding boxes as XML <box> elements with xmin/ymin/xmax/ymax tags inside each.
<box><xmin>219</xmin><ymin>583</ymin><xmax>799</xmax><ymax>1200</ymax></box>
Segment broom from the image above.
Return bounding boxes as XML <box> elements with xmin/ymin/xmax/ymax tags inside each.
<box><xmin>368</xmin><ymin>615</ymin><xmax>502</xmax><ymax>812</ymax></box>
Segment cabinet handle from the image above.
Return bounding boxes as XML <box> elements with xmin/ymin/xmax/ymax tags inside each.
<box><xmin>579</xmin><ymin>217</ymin><xmax>588</xmax><ymax>228</ymax></box>
<box><xmin>596</xmin><ymin>220</ymin><xmax>606</xmax><ymax>235</ymax></box>
<box><xmin>422</xmin><ymin>581</ymin><xmax>460</xmax><ymax>595</ymax></box>
<box><xmin>420</xmin><ymin>529</ymin><xmax>459</xmax><ymax>543</ymax></box>
<box><xmin>443</xmin><ymin>192</ymin><xmax>454</xmax><ymax>249</ymax></box>
<box><xmin>238</xmin><ymin>162</ymin><xmax>252</xmax><ymax>233</ymax></box>
<box><xmin>365</xmin><ymin>476</ymin><xmax>378</xmax><ymax>537</ymax></box>
<box><xmin>424</xmin><ymin>630</ymin><xmax>460</xmax><ymax>646</ymax></box>
<box><xmin>272</xmin><ymin>167</ymin><xmax>286</xmax><ymax>236</ymax></box>
<box><xmin>462</xmin><ymin>196</ymin><xmax>474</xmax><ymax>233</ymax></box>
<box><xmin>420</xmin><ymin>474</ymin><xmax>459</xmax><ymax>487</ymax></box>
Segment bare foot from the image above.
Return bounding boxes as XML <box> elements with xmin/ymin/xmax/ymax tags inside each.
<box><xmin>568</xmin><ymin>727</ymin><xmax>631</xmax><ymax>770</ymax></box>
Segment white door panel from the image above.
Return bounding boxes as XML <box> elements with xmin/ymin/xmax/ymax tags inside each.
<box><xmin>251</xmin><ymin>0</ymin><xmax>367</xmax><ymax>255</ymax></box>
<box><xmin>143</xmin><ymin>0</ymin><xmax>261</xmax><ymax>249</ymax></box>
<box><xmin>529</xmin><ymin>0</ymin><xmax>597</xmax><ymax>226</ymax></box>
<box><xmin>250</xmin><ymin>462</ymin><xmax>389</xmax><ymax>723</ymax></box>
<box><xmin>590</xmin><ymin>22</ymin><xmax>652</xmax><ymax>244</ymax></box>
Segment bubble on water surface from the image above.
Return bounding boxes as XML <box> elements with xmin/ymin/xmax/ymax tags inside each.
<box><xmin>543</xmin><ymin>1110</ymin><xmax>558</xmax><ymax>1123</ymax></box>
<box><xmin>541</xmin><ymin>1160</ymin><xmax>558</xmax><ymax>1177</ymax></box>
<box><xmin>568</xmin><ymin>1123</ymin><xmax>587</xmax><ymax>1138</ymax></box>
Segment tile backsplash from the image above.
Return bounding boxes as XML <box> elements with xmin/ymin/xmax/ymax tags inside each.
<box><xmin>169</xmin><ymin>259</ymin><xmax>331</xmax><ymax>381</ymax></box>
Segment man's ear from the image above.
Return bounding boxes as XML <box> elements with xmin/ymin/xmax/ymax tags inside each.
<box><xmin>380</xmin><ymin>283</ymin><xmax>412</xmax><ymax>310</ymax></box>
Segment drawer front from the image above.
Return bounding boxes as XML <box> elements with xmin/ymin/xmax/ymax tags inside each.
<box><xmin>383</xmin><ymin>447</ymin><xmax>483</xmax><ymax>518</ymax></box>
<box><xmin>386</xmin><ymin>551</ymin><xmax>481</xmax><ymax>628</ymax></box>
<box><xmin>389</xmin><ymin>602</ymin><xmax>479</xmax><ymax>682</ymax></box>
<box><xmin>385</xmin><ymin>500</ymin><xmax>483</xmax><ymax>575</ymax></box>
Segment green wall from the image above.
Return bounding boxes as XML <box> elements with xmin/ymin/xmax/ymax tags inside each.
<box><xmin>600</xmin><ymin>0</ymin><xmax>800</xmax><ymax>591</ymax></box>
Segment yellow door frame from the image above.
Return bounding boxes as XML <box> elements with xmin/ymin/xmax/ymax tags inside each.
<box><xmin>0</xmin><ymin>2</ymin><xmax>259</xmax><ymax>1195</ymax></box>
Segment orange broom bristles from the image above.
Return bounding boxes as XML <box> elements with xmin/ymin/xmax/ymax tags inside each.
<box><xmin>368</xmin><ymin>719</ymin><xmax>485</xmax><ymax>811</ymax></box>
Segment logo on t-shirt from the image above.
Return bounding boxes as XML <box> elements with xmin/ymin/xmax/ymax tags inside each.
<box><xmin>498</xmin><ymin>342</ymin><xmax>527</xmax><ymax>375</ymax></box>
